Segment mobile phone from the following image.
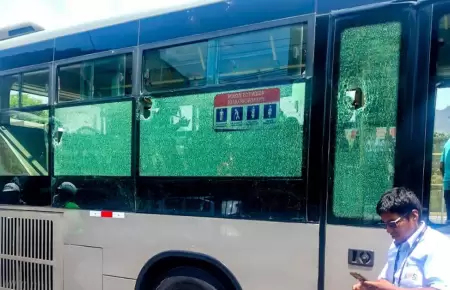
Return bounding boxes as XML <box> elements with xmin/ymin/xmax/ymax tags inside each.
<box><xmin>350</xmin><ymin>272</ymin><xmax>367</xmax><ymax>282</ymax></box>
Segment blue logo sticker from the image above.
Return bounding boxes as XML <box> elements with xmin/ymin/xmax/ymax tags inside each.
<box><xmin>247</xmin><ymin>105</ymin><xmax>260</xmax><ymax>121</ymax></box>
<box><xmin>263</xmin><ymin>104</ymin><xmax>276</xmax><ymax>119</ymax></box>
<box><xmin>231</xmin><ymin>107</ymin><xmax>243</xmax><ymax>122</ymax></box>
<box><xmin>216</xmin><ymin>108</ymin><xmax>227</xmax><ymax>123</ymax></box>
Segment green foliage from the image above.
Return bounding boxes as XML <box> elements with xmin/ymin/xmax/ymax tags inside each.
<box><xmin>10</xmin><ymin>93</ymin><xmax>44</xmax><ymax>107</ymax></box>
<box><xmin>10</xmin><ymin>94</ymin><xmax>49</xmax><ymax>122</ymax></box>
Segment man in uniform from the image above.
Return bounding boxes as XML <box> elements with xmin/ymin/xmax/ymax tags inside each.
<box><xmin>353</xmin><ymin>187</ymin><xmax>450</xmax><ymax>290</ymax></box>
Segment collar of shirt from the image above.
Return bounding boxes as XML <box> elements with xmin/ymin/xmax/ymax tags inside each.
<box><xmin>400</xmin><ymin>221</ymin><xmax>426</xmax><ymax>249</ymax></box>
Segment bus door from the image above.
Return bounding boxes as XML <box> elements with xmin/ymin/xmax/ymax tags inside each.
<box><xmin>323</xmin><ymin>2</ymin><xmax>418</xmax><ymax>289</ymax></box>
<box><xmin>423</xmin><ymin>0</ymin><xmax>450</xmax><ymax>234</ymax></box>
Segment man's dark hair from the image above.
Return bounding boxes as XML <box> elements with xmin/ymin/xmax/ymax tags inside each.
<box><xmin>376</xmin><ymin>187</ymin><xmax>422</xmax><ymax>217</ymax></box>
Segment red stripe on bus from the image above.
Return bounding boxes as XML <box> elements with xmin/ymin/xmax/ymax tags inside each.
<box><xmin>101</xmin><ymin>211</ymin><xmax>113</xmax><ymax>218</ymax></box>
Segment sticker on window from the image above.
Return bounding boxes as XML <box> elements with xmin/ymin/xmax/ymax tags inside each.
<box><xmin>213</xmin><ymin>88</ymin><xmax>280</xmax><ymax>131</ymax></box>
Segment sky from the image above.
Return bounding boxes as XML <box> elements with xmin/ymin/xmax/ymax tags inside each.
<box><xmin>436</xmin><ymin>88</ymin><xmax>450</xmax><ymax>111</ymax></box>
<box><xmin>0</xmin><ymin>0</ymin><xmax>195</xmax><ymax>30</ymax></box>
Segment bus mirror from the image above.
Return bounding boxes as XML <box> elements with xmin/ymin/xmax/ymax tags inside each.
<box><xmin>346</xmin><ymin>87</ymin><xmax>364</xmax><ymax>110</ymax></box>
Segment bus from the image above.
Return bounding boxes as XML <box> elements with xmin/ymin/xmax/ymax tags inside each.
<box><xmin>0</xmin><ymin>0</ymin><xmax>449</xmax><ymax>289</ymax></box>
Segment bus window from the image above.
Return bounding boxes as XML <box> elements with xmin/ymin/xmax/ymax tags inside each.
<box><xmin>0</xmin><ymin>70</ymin><xmax>48</xmax><ymax>110</ymax></box>
<box><xmin>137</xmin><ymin>82</ymin><xmax>306</xmax><ymax>221</ymax></box>
<box><xmin>58</xmin><ymin>54</ymin><xmax>132</xmax><ymax>102</ymax></box>
<box><xmin>21</xmin><ymin>70</ymin><xmax>49</xmax><ymax>106</ymax></box>
<box><xmin>0</xmin><ymin>74</ymin><xmax>19</xmax><ymax>110</ymax></box>
<box><xmin>217</xmin><ymin>24</ymin><xmax>307</xmax><ymax>83</ymax></box>
<box><xmin>0</xmin><ymin>109</ymin><xmax>49</xmax><ymax>177</ymax></box>
<box><xmin>428</xmin><ymin>14</ymin><xmax>450</xmax><ymax>225</ymax></box>
<box><xmin>331</xmin><ymin>22</ymin><xmax>401</xmax><ymax>221</ymax></box>
<box><xmin>0</xmin><ymin>176</ymin><xmax>51</xmax><ymax>207</ymax></box>
<box><xmin>142</xmin><ymin>42</ymin><xmax>208</xmax><ymax>91</ymax></box>
<box><xmin>51</xmin><ymin>177</ymin><xmax>134</xmax><ymax>212</ymax></box>
<box><xmin>139</xmin><ymin>83</ymin><xmax>304</xmax><ymax>177</ymax></box>
<box><xmin>430</xmin><ymin>88</ymin><xmax>450</xmax><ymax>224</ymax></box>
<box><xmin>53</xmin><ymin>101</ymin><xmax>132</xmax><ymax>177</ymax></box>
<box><xmin>0</xmin><ymin>107</ymin><xmax>50</xmax><ymax>206</ymax></box>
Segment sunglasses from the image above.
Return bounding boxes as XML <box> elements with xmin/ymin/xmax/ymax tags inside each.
<box><xmin>385</xmin><ymin>212</ymin><xmax>410</xmax><ymax>229</ymax></box>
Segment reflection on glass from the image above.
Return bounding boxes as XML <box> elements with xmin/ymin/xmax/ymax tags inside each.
<box><xmin>332</xmin><ymin>22</ymin><xmax>401</xmax><ymax>220</ymax></box>
<box><xmin>0</xmin><ymin>110</ymin><xmax>49</xmax><ymax>176</ymax></box>
<box><xmin>21</xmin><ymin>70</ymin><xmax>49</xmax><ymax>106</ymax></box>
<box><xmin>54</xmin><ymin>101</ymin><xmax>132</xmax><ymax>176</ymax></box>
<box><xmin>0</xmin><ymin>71</ymin><xmax>49</xmax><ymax>111</ymax></box>
<box><xmin>137</xmin><ymin>179</ymin><xmax>306</xmax><ymax>222</ymax></box>
<box><xmin>0</xmin><ymin>176</ymin><xmax>51</xmax><ymax>206</ymax></box>
<box><xmin>218</xmin><ymin>24</ymin><xmax>307</xmax><ymax>83</ymax></box>
<box><xmin>142</xmin><ymin>42</ymin><xmax>208</xmax><ymax>91</ymax></box>
<box><xmin>58</xmin><ymin>54</ymin><xmax>132</xmax><ymax>102</ymax></box>
<box><xmin>432</xmin><ymin>15</ymin><xmax>450</xmax><ymax>224</ymax></box>
<box><xmin>0</xmin><ymin>74</ymin><xmax>20</xmax><ymax>110</ymax></box>
<box><xmin>430</xmin><ymin>88</ymin><xmax>450</xmax><ymax>224</ymax></box>
<box><xmin>438</xmin><ymin>14</ymin><xmax>450</xmax><ymax>77</ymax></box>
<box><xmin>140</xmin><ymin>83</ymin><xmax>304</xmax><ymax>177</ymax></box>
<box><xmin>52</xmin><ymin>178</ymin><xmax>134</xmax><ymax>211</ymax></box>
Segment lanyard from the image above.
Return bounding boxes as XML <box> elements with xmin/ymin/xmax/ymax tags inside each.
<box><xmin>392</xmin><ymin>225</ymin><xmax>427</xmax><ymax>286</ymax></box>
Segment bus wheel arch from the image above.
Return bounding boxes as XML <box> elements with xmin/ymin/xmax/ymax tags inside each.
<box><xmin>135</xmin><ymin>251</ymin><xmax>242</xmax><ymax>290</ymax></box>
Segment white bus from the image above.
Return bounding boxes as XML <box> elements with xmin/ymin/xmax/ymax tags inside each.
<box><xmin>0</xmin><ymin>0</ymin><xmax>449</xmax><ymax>289</ymax></box>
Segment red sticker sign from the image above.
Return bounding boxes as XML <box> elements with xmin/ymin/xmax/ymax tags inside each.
<box><xmin>213</xmin><ymin>88</ymin><xmax>281</xmax><ymax>131</ymax></box>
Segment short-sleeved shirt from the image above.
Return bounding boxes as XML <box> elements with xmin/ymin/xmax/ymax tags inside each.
<box><xmin>440</xmin><ymin>139</ymin><xmax>450</xmax><ymax>190</ymax></box>
<box><xmin>378</xmin><ymin>222</ymin><xmax>450</xmax><ymax>289</ymax></box>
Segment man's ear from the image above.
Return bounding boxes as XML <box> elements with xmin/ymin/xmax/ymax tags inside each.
<box><xmin>410</xmin><ymin>209</ymin><xmax>420</xmax><ymax>221</ymax></box>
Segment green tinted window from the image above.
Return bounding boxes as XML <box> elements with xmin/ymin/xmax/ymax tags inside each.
<box><xmin>140</xmin><ymin>83</ymin><xmax>305</xmax><ymax>177</ymax></box>
<box><xmin>54</xmin><ymin>101</ymin><xmax>132</xmax><ymax>176</ymax></box>
<box><xmin>332</xmin><ymin>22</ymin><xmax>401</xmax><ymax>220</ymax></box>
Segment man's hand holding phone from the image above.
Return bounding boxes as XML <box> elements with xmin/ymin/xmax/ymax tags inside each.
<box><xmin>351</xmin><ymin>274</ymin><xmax>398</xmax><ymax>290</ymax></box>
<box><xmin>350</xmin><ymin>272</ymin><xmax>367</xmax><ymax>282</ymax></box>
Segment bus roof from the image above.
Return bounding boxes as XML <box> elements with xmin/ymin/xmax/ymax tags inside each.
<box><xmin>0</xmin><ymin>0</ymin><xmax>222</xmax><ymax>51</ymax></box>
<box><xmin>0</xmin><ymin>0</ymin><xmax>393</xmax><ymax>72</ymax></box>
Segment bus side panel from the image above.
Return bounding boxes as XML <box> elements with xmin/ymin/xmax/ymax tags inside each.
<box><xmin>325</xmin><ymin>225</ymin><xmax>391</xmax><ymax>289</ymax></box>
<box><xmin>63</xmin><ymin>245</ymin><xmax>103</xmax><ymax>290</ymax></box>
<box><xmin>103</xmin><ymin>276</ymin><xmax>136</xmax><ymax>290</ymax></box>
<box><xmin>62</xmin><ymin>213</ymin><xmax>320</xmax><ymax>290</ymax></box>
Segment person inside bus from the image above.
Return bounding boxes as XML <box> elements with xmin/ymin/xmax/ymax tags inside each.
<box><xmin>53</xmin><ymin>181</ymin><xmax>79</xmax><ymax>209</ymax></box>
<box><xmin>353</xmin><ymin>187</ymin><xmax>450</xmax><ymax>290</ymax></box>
<box><xmin>439</xmin><ymin>140</ymin><xmax>450</xmax><ymax>224</ymax></box>
<box><xmin>1</xmin><ymin>181</ymin><xmax>25</xmax><ymax>205</ymax></box>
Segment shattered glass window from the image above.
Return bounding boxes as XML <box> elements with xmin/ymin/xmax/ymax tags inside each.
<box><xmin>332</xmin><ymin>22</ymin><xmax>401</xmax><ymax>220</ymax></box>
